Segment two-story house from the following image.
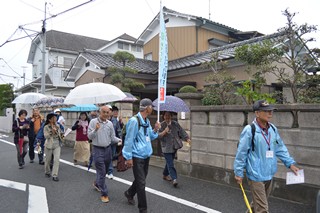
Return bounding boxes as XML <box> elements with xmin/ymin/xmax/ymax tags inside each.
<box><xmin>66</xmin><ymin>7</ymin><xmax>316</xmax><ymax>103</ymax></box>
<box><xmin>18</xmin><ymin>30</ymin><xmax>141</xmax><ymax>97</ymax></box>
<box><xmin>65</xmin><ymin>7</ymin><xmax>265</xmax><ymax>99</ymax></box>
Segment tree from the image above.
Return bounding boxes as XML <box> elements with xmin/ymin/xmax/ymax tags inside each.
<box><xmin>107</xmin><ymin>51</ymin><xmax>144</xmax><ymax>92</ymax></box>
<box><xmin>0</xmin><ymin>84</ymin><xmax>14</xmax><ymax>115</ymax></box>
<box><xmin>201</xmin><ymin>52</ymin><xmax>237</xmax><ymax>105</ymax></box>
<box><xmin>235</xmin><ymin>9</ymin><xmax>318</xmax><ymax>103</ymax></box>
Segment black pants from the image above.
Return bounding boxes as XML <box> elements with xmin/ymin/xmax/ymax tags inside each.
<box><xmin>28</xmin><ymin>136</ymin><xmax>36</xmax><ymax>161</ymax></box>
<box><xmin>127</xmin><ymin>157</ymin><xmax>150</xmax><ymax>212</ymax></box>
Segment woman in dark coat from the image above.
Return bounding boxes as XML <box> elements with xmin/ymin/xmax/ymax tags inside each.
<box><xmin>12</xmin><ymin>109</ymin><xmax>30</xmax><ymax>169</ymax></box>
<box><xmin>158</xmin><ymin>111</ymin><xmax>191</xmax><ymax>187</ymax></box>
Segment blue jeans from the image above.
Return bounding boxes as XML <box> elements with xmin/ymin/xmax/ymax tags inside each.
<box><xmin>108</xmin><ymin>144</ymin><xmax>117</xmax><ymax>175</ymax></box>
<box><xmin>127</xmin><ymin>157</ymin><xmax>150</xmax><ymax>212</ymax></box>
<box><xmin>93</xmin><ymin>145</ymin><xmax>112</xmax><ymax>196</ymax></box>
<box><xmin>163</xmin><ymin>152</ymin><xmax>177</xmax><ymax>180</ymax></box>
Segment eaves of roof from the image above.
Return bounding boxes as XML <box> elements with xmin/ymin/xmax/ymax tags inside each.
<box><xmin>69</xmin><ymin>31</ymin><xmax>287</xmax><ymax>80</ymax></box>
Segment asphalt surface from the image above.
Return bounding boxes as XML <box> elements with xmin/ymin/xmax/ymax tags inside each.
<box><xmin>0</xmin><ymin>133</ymin><xmax>314</xmax><ymax>213</ymax></box>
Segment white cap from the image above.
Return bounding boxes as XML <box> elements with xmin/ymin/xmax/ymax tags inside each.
<box><xmin>106</xmin><ymin>105</ymin><xmax>113</xmax><ymax>111</ymax></box>
<box><xmin>54</xmin><ymin>109</ymin><xmax>61</xmax><ymax>113</ymax></box>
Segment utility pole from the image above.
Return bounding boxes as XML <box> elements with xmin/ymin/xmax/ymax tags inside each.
<box><xmin>21</xmin><ymin>66</ymin><xmax>27</xmax><ymax>86</ymax></box>
<box><xmin>41</xmin><ymin>2</ymin><xmax>47</xmax><ymax>94</ymax></box>
<box><xmin>209</xmin><ymin>0</ymin><xmax>211</xmax><ymax>20</ymax></box>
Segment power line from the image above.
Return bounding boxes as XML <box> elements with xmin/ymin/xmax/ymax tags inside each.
<box><xmin>0</xmin><ymin>72</ymin><xmax>20</xmax><ymax>78</ymax></box>
<box><xmin>0</xmin><ymin>58</ymin><xmax>23</xmax><ymax>77</ymax></box>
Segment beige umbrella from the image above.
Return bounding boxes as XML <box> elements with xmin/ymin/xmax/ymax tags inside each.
<box><xmin>12</xmin><ymin>92</ymin><xmax>47</xmax><ymax>104</ymax></box>
<box><xmin>64</xmin><ymin>83</ymin><xmax>126</xmax><ymax>105</ymax></box>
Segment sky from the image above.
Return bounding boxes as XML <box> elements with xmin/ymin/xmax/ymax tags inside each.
<box><xmin>0</xmin><ymin>0</ymin><xmax>319</xmax><ymax>90</ymax></box>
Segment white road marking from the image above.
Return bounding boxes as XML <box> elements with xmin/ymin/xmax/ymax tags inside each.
<box><xmin>0</xmin><ymin>179</ymin><xmax>26</xmax><ymax>191</ymax></box>
<box><xmin>2</xmin><ymin>139</ymin><xmax>221</xmax><ymax>213</ymax></box>
<box><xmin>0</xmin><ymin>179</ymin><xmax>49</xmax><ymax>213</ymax></box>
<box><xmin>28</xmin><ymin>185</ymin><xmax>49</xmax><ymax>213</ymax></box>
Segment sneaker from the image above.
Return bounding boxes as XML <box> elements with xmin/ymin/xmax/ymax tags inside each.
<box><xmin>173</xmin><ymin>179</ymin><xmax>178</xmax><ymax>187</ymax></box>
<box><xmin>101</xmin><ymin>196</ymin><xmax>109</xmax><ymax>203</ymax></box>
<box><xmin>163</xmin><ymin>175</ymin><xmax>172</xmax><ymax>181</ymax></box>
<box><xmin>108</xmin><ymin>174</ymin><xmax>114</xmax><ymax>179</ymax></box>
<box><xmin>39</xmin><ymin>161</ymin><xmax>44</xmax><ymax>165</ymax></box>
<box><xmin>52</xmin><ymin>177</ymin><xmax>59</xmax><ymax>182</ymax></box>
<box><xmin>19</xmin><ymin>164</ymin><xmax>23</xmax><ymax>169</ymax></box>
<box><xmin>45</xmin><ymin>173</ymin><xmax>51</xmax><ymax>178</ymax></box>
<box><xmin>124</xmin><ymin>191</ymin><xmax>135</xmax><ymax>205</ymax></box>
<box><xmin>93</xmin><ymin>181</ymin><xmax>101</xmax><ymax>192</ymax></box>
<box><xmin>30</xmin><ymin>160</ymin><xmax>34</xmax><ymax>163</ymax></box>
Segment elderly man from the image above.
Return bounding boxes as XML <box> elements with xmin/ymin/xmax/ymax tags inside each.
<box><xmin>88</xmin><ymin>105</ymin><xmax>121</xmax><ymax>203</ymax></box>
<box><xmin>234</xmin><ymin>100</ymin><xmax>299</xmax><ymax>213</ymax></box>
<box><xmin>122</xmin><ymin>98</ymin><xmax>160</xmax><ymax>213</ymax></box>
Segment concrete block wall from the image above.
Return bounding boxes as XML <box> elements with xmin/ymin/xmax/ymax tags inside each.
<box><xmin>0</xmin><ymin>108</ymin><xmax>14</xmax><ymax>133</ymax></box>
<box><xmin>157</xmin><ymin>95</ymin><xmax>320</xmax><ymax>206</ymax></box>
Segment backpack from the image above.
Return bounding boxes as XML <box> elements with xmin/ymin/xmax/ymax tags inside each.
<box><xmin>237</xmin><ymin>123</ymin><xmax>279</xmax><ymax>151</ymax></box>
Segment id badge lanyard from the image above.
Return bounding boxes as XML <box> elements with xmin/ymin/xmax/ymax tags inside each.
<box><xmin>255</xmin><ymin>122</ymin><xmax>271</xmax><ymax>150</ymax></box>
<box><xmin>261</xmin><ymin>131</ymin><xmax>271</xmax><ymax>150</ymax></box>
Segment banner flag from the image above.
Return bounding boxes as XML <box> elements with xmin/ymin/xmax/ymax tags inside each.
<box><xmin>158</xmin><ymin>5</ymin><xmax>168</xmax><ymax>103</ymax></box>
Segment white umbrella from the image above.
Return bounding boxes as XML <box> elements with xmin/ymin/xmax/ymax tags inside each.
<box><xmin>64</xmin><ymin>83</ymin><xmax>126</xmax><ymax>105</ymax></box>
<box><xmin>12</xmin><ymin>92</ymin><xmax>47</xmax><ymax>104</ymax></box>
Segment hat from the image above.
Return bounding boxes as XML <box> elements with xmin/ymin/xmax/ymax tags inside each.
<box><xmin>112</xmin><ymin>106</ymin><xmax>119</xmax><ymax>111</ymax></box>
<box><xmin>253</xmin><ymin>100</ymin><xmax>277</xmax><ymax>111</ymax></box>
<box><xmin>46</xmin><ymin>112</ymin><xmax>57</xmax><ymax>121</ymax></box>
<box><xmin>106</xmin><ymin>105</ymin><xmax>113</xmax><ymax>110</ymax></box>
<box><xmin>54</xmin><ymin>109</ymin><xmax>61</xmax><ymax>113</ymax></box>
<box><xmin>140</xmin><ymin>98</ymin><xmax>153</xmax><ymax>107</ymax></box>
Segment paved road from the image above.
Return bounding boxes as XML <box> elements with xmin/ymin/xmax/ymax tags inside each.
<box><xmin>0</xmin><ymin>133</ymin><xmax>313</xmax><ymax>213</ymax></box>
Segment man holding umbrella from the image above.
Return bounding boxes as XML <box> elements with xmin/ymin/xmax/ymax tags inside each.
<box><xmin>122</xmin><ymin>98</ymin><xmax>160</xmax><ymax>213</ymax></box>
<box><xmin>88</xmin><ymin>105</ymin><xmax>121</xmax><ymax>203</ymax></box>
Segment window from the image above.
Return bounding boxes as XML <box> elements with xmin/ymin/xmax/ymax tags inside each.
<box><xmin>131</xmin><ymin>45</ymin><xmax>142</xmax><ymax>52</ymax></box>
<box><xmin>63</xmin><ymin>57</ymin><xmax>73</xmax><ymax>68</ymax></box>
<box><xmin>118</xmin><ymin>42</ymin><xmax>129</xmax><ymax>50</ymax></box>
<box><xmin>144</xmin><ymin>53</ymin><xmax>152</xmax><ymax>60</ymax></box>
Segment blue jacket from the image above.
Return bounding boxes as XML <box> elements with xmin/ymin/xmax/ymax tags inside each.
<box><xmin>122</xmin><ymin>113</ymin><xmax>158</xmax><ymax>160</ymax></box>
<box><xmin>234</xmin><ymin>119</ymin><xmax>296</xmax><ymax>182</ymax></box>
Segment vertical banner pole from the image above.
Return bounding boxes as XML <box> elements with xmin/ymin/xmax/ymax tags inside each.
<box><xmin>157</xmin><ymin>0</ymin><xmax>168</xmax><ymax>121</ymax></box>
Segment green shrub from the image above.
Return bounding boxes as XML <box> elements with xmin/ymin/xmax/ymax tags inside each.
<box><xmin>179</xmin><ymin>85</ymin><xmax>197</xmax><ymax>93</ymax></box>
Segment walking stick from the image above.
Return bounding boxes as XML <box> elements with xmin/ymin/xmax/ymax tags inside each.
<box><xmin>240</xmin><ymin>183</ymin><xmax>252</xmax><ymax>213</ymax></box>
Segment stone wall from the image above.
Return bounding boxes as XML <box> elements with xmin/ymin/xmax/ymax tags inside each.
<box><xmin>0</xmin><ymin>108</ymin><xmax>14</xmax><ymax>133</ymax></box>
<box><xmin>150</xmin><ymin>94</ymin><xmax>320</xmax><ymax>206</ymax></box>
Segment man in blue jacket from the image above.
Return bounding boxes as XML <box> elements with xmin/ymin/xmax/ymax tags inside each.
<box><xmin>234</xmin><ymin>100</ymin><xmax>299</xmax><ymax>213</ymax></box>
<box><xmin>122</xmin><ymin>98</ymin><xmax>160</xmax><ymax>213</ymax></box>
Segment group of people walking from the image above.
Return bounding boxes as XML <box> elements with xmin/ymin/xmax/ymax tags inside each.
<box><xmin>11</xmin><ymin>98</ymin><xmax>299</xmax><ymax>213</ymax></box>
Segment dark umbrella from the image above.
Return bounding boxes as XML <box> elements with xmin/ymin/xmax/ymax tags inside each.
<box><xmin>152</xmin><ymin>95</ymin><xmax>190</xmax><ymax>113</ymax></box>
<box><xmin>87</xmin><ymin>153</ymin><xmax>94</xmax><ymax>171</ymax></box>
<box><xmin>117</xmin><ymin>92</ymin><xmax>138</xmax><ymax>103</ymax></box>
<box><xmin>33</xmin><ymin>97</ymin><xmax>71</xmax><ymax>108</ymax></box>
